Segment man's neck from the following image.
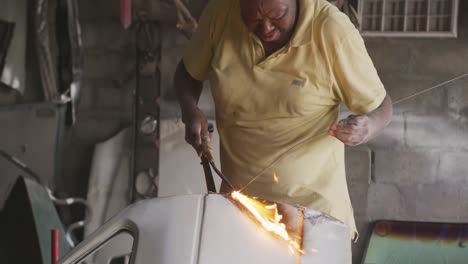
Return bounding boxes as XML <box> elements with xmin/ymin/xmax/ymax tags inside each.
<box><xmin>261</xmin><ymin>41</ymin><xmax>286</xmax><ymax>57</ymax></box>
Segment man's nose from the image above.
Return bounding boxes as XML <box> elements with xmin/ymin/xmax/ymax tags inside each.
<box><xmin>261</xmin><ymin>19</ymin><xmax>275</xmax><ymax>34</ymax></box>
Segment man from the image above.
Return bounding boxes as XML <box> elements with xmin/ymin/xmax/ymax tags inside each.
<box><xmin>174</xmin><ymin>0</ymin><xmax>392</xmax><ymax>238</ymax></box>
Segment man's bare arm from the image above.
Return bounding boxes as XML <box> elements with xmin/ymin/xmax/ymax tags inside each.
<box><xmin>328</xmin><ymin>94</ymin><xmax>393</xmax><ymax>146</ymax></box>
<box><xmin>174</xmin><ymin>60</ymin><xmax>209</xmax><ymax>153</ymax></box>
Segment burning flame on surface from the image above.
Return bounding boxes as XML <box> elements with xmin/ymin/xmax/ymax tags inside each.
<box><xmin>231</xmin><ymin>191</ymin><xmax>303</xmax><ymax>254</ymax></box>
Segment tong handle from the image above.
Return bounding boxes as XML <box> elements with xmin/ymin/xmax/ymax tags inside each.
<box><xmin>201</xmin><ymin>123</ymin><xmax>217</xmax><ymax>192</ymax></box>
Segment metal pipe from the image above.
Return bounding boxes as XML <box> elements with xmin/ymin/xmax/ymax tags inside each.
<box><xmin>130</xmin><ymin>22</ymin><xmax>141</xmax><ymax>202</ymax></box>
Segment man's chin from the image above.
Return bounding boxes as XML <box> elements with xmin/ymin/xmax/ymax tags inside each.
<box><xmin>259</xmin><ymin>31</ymin><xmax>281</xmax><ymax>43</ymax></box>
<box><xmin>262</xmin><ymin>38</ymin><xmax>280</xmax><ymax>43</ymax></box>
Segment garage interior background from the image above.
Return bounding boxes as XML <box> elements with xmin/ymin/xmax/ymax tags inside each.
<box><xmin>0</xmin><ymin>0</ymin><xmax>467</xmax><ymax>263</ymax></box>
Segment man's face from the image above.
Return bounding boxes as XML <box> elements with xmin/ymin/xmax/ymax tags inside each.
<box><xmin>240</xmin><ymin>0</ymin><xmax>297</xmax><ymax>44</ymax></box>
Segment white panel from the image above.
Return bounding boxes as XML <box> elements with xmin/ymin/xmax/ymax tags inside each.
<box><xmin>80</xmin><ymin>232</ymin><xmax>134</xmax><ymax>264</ymax></box>
<box><xmin>60</xmin><ymin>195</ymin><xmax>351</xmax><ymax>264</ymax></box>
<box><xmin>85</xmin><ymin>128</ymin><xmax>132</xmax><ymax>236</ymax></box>
<box><xmin>60</xmin><ymin>195</ymin><xmax>205</xmax><ymax>264</ymax></box>
<box><xmin>198</xmin><ymin>195</ymin><xmax>297</xmax><ymax>264</ymax></box>
<box><xmin>131</xmin><ymin>195</ymin><xmax>205</xmax><ymax>264</ymax></box>
<box><xmin>300</xmin><ymin>211</ymin><xmax>352</xmax><ymax>263</ymax></box>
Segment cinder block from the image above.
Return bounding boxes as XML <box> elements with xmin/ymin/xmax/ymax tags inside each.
<box><xmin>405</xmin><ymin>114</ymin><xmax>468</xmax><ymax>149</ymax></box>
<box><xmin>160</xmin><ymin>24</ymin><xmax>216</xmax><ymax>118</ymax></box>
<box><xmin>78</xmin><ymin>78</ymin><xmax>131</xmax><ymax>112</ymax></box>
<box><xmin>78</xmin><ymin>0</ymin><xmax>120</xmax><ymax>22</ymax></box>
<box><xmin>458</xmin><ymin>183</ymin><xmax>468</xmax><ymax>222</ymax></box>
<box><xmin>72</xmin><ymin>115</ymin><xmax>123</xmax><ymax>144</ymax></box>
<box><xmin>83</xmin><ymin>52</ymin><xmax>134</xmax><ymax>79</ymax></box>
<box><xmin>132</xmin><ymin>0</ymin><xmax>174</xmax><ymax>22</ymax></box>
<box><xmin>439</xmin><ymin>152</ymin><xmax>468</xmax><ymax>183</ymax></box>
<box><xmin>368</xmin><ymin>180</ymin><xmax>468</xmax><ymax>222</ymax></box>
<box><xmin>368</xmin><ymin>114</ymin><xmax>405</xmax><ymax>149</ymax></box>
<box><xmin>131</xmin><ymin>0</ymin><xmax>207</xmax><ymax>23</ymax></box>
<box><xmin>397</xmin><ymin>182</ymin><xmax>465</xmax><ymax>222</ymax></box>
<box><xmin>379</xmin><ymin>74</ymin><xmax>446</xmax><ymax>115</ymax></box>
<box><xmin>447</xmin><ymin>78</ymin><xmax>468</xmax><ymax>119</ymax></box>
<box><xmin>374</xmin><ymin>149</ymin><xmax>441</xmax><ymax>185</ymax></box>
<box><xmin>95</xmin><ymin>86</ymin><xmax>124</xmax><ymax>110</ymax></box>
<box><xmin>348</xmin><ymin>183</ymin><xmax>369</xmax><ymax>220</ymax></box>
<box><xmin>81</xmin><ymin>23</ymin><xmax>99</xmax><ymax>49</ymax></box>
<box><xmin>160</xmin><ymin>24</ymin><xmax>188</xmax><ymax>101</ymax></box>
<box><xmin>76</xmin><ymin>78</ymin><xmax>97</xmax><ymax>111</ymax></box>
<box><xmin>367</xmin><ymin>183</ymin><xmax>403</xmax><ymax>221</ymax></box>
<box><xmin>345</xmin><ymin>147</ymin><xmax>371</xmax><ymax>185</ymax></box>
<box><xmin>81</xmin><ymin>21</ymin><xmax>134</xmax><ymax>51</ymax></box>
<box><xmin>346</xmin><ymin>148</ymin><xmax>370</xmax><ymax>223</ymax></box>
<box><xmin>365</xmin><ymin>39</ymin><xmax>412</xmax><ymax>75</ymax></box>
<box><xmin>409</xmin><ymin>42</ymin><xmax>468</xmax><ymax>77</ymax></box>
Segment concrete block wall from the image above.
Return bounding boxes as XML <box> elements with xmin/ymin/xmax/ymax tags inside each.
<box><xmin>363</xmin><ymin>7</ymin><xmax>468</xmax><ymax>220</ymax></box>
<box><xmin>347</xmin><ymin>2</ymin><xmax>468</xmax><ymax>262</ymax></box>
<box><xmin>77</xmin><ymin>1</ymin><xmax>135</xmax><ymax>140</ymax></box>
<box><xmin>159</xmin><ymin>23</ymin><xmax>215</xmax><ymax>119</ymax></box>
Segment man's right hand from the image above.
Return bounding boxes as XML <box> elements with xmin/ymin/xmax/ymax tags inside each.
<box><xmin>183</xmin><ymin>107</ymin><xmax>209</xmax><ymax>155</ymax></box>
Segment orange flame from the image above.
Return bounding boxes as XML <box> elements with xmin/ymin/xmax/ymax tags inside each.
<box><xmin>231</xmin><ymin>191</ymin><xmax>303</xmax><ymax>253</ymax></box>
<box><xmin>273</xmin><ymin>173</ymin><xmax>279</xmax><ymax>183</ymax></box>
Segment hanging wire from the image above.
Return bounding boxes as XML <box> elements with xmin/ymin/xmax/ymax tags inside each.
<box><xmin>237</xmin><ymin>72</ymin><xmax>468</xmax><ymax>192</ymax></box>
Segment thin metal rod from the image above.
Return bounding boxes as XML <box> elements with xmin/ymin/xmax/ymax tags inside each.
<box><xmin>238</xmin><ymin>72</ymin><xmax>468</xmax><ymax>192</ymax></box>
<box><xmin>238</xmin><ymin>131</ymin><xmax>328</xmax><ymax>192</ymax></box>
<box><xmin>209</xmin><ymin>160</ymin><xmax>235</xmax><ymax>191</ymax></box>
<box><xmin>385</xmin><ymin>72</ymin><xmax>468</xmax><ymax>107</ymax></box>
<box><xmin>51</xmin><ymin>229</ymin><xmax>60</xmax><ymax>264</ymax></box>
<box><xmin>201</xmin><ymin>157</ymin><xmax>217</xmax><ymax>192</ymax></box>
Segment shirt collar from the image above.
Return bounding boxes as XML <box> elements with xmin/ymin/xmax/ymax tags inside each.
<box><xmin>289</xmin><ymin>0</ymin><xmax>317</xmax><ymax>47</ymax></box>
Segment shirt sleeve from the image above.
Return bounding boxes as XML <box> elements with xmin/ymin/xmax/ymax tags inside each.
<box><xmin>328</xmin><ymin>13</ymin><xmax>387</xmax><ymax>115</ymax></box>
<box><xmin>183</xmin><ymin>0</ymin><xmax>226</xmax><ymax>81</ymax></box>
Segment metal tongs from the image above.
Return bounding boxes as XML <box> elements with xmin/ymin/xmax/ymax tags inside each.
<box><xmin>200</xmin><ymin>123</ymin><xmax>235</xmax><ymax>192</ymax></box>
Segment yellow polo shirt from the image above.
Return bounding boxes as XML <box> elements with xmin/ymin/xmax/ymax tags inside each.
<box><xmin>183</xmin><ymin>0</ymin><xmax>386</xmax><ymax>236</ymax></box>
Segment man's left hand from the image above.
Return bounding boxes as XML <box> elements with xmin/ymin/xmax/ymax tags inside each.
<box><xmin>328</xmin><ymin>115</ymin><xmax>371</xmax><ymax>146</ymax></box>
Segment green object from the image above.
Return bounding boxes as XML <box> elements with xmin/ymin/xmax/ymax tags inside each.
<box><xmin>363</xmin><ymin>221</ymin><xmax>468</xmax><ymax>264</ymax></box>
<box><xmin>1</xmin><ymin>177</ymin><xmax>70</xmax><ymax>263</ymax></box>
